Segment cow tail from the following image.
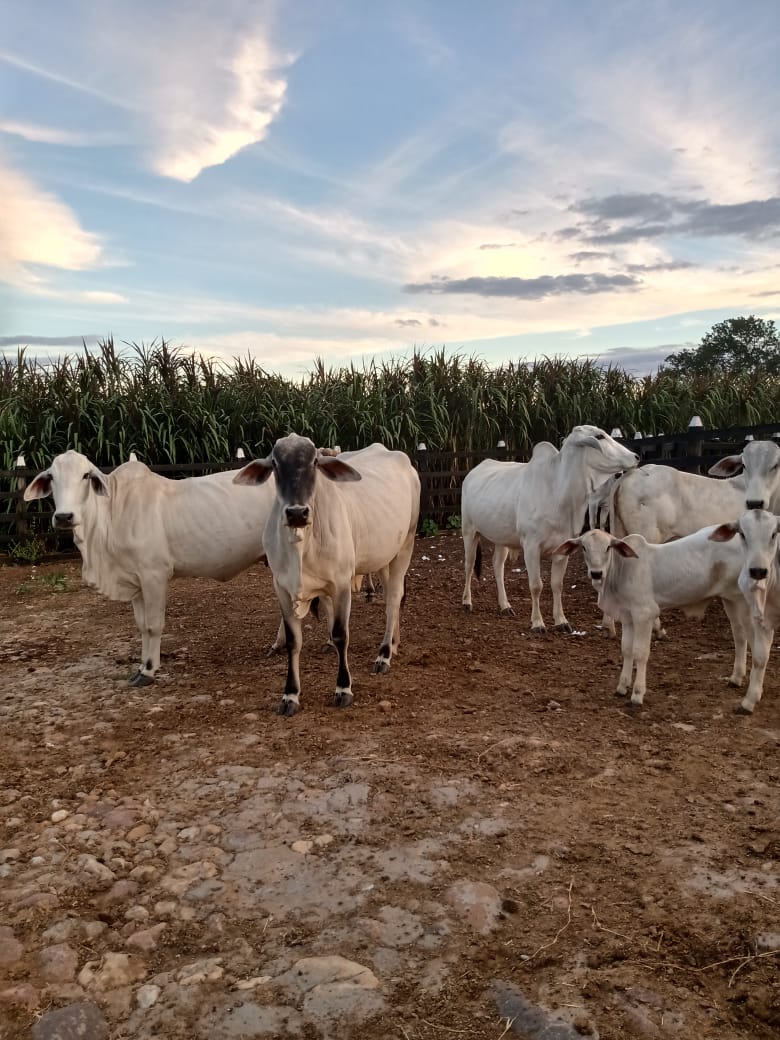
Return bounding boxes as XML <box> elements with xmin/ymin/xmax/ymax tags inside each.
<box><xmin>610</xmin><ymin>480</ymin><xmax>621</xmax><ymax>537</ymax></box>
<box><xmin>475</xmin><ymin>541</ymin><xmax>483</xmax><ymax>579</ymax></box>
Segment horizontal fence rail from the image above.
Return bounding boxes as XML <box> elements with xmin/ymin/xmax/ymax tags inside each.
<box><xmin>3</xmin><ymin>422</ymin><xmax>780</xmax><ymax>553</ymax></box>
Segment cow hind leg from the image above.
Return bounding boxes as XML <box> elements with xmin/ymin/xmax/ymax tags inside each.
<box><xmin>462</xmin><ymin>528</ymin><xmax>479</xmax><ymax>611</ymax></box>
<box><xmin>524</xmin><ymin>546</ymin><xmax>546</xmax><ymax>632</ymax></box>
<box><xmin>492</xmin><ymin>544</ymin><xmax>514</xmax><ymax>617</ymax></box>
<box><xmin>374</xmin><ymin>546</ymin><xmax>412</xmax><ymax>673</ymax></box>
<box><xmin>721</xmin><ymin>598</ymin><xmax>748</xmax><ymax>688</ymax></box>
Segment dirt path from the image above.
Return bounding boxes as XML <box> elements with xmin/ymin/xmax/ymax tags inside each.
<box><xmin>1</xmin><ymin>532</ymin><xmax>778</xmax><ymax>1039</ymax></box>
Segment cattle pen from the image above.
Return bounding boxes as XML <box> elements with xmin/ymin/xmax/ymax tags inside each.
<box><xmin>3</xmin><ymin>421</ymin><xmax>780</xmax><ymax>555</ymax></box>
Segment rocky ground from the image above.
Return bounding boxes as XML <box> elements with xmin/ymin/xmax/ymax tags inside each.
<box><xmin>1</xmin><ymin>532</ymin><xmax>779</xmax><ymax>1039</ymax></box>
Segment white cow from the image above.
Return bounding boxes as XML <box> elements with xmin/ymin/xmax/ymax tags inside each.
<box><xmin>710</xmin><ymin>508</ymin><xmax>780</xmax><ymax>713</ymax></box>
<box><xmin>461</xmin><ymin>425</ymin><xmax>638</xmax><ymax>632</ymax></box>
<box><xmin>234</xmin><ymin>434</ymin><xmax>420</xmax><ymax>716</ymax></box>
<box><xmin>554</xmin><ymin>527</ymin><xmax>750</xmax><ymax>708</ymax></box>
<box><xmin>24</xmin><ymin>450</ymin><xmax>274</xmax><ymax>685</ymax></box>
<box><xmin>609</xmin><ymin>440</ymin><xmax>780</xmax><ymax>541</ymax></box>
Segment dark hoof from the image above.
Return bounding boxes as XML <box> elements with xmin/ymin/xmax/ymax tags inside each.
<box><xmin>372</xmin><ymin>659</ymin><xmax>390</xmax><ymax>675</ymax></box>
<box><xmin>276</xmin><ymin>697</ymin><xmax>299</xmax><ymax>717</ymax></box>
<box><xmin>462</xmin><ymin>603</ymin><xmax>472</xmax><ymax>613</ymax></box>
<box><xmin>129</xmin><ymin>670</ymin><xmax>154</xmax><ymax>688</ymax></box>
<box><xmin>735</xmin><ymin>704</ymin><xmax>753</xmax><ymax>716</ymax></box>
<box><xmin>500</xmin><ymin>607</ymin><xmax>516</xmax><ymax>618</ymax></box>
<box><xmin>266</xmin><ymin>644</ymin><xmax>283</xmax><ymax>657</ymax></box>
<box><xmin>333</xmin><ymin>690</ymin><xmax>354</xmax><ymax>708</ymax></box>
<box><xmin>321</xmin><ymin>641</ymin><xmax>336</xmax><ymax>654</ymax></box>
<box><xmin>530</xmin><ymin>624</ymin><xmax>546</xmax><ymax>635</ymax></box>
<box><xmin>554</xmin><ymin>622</ymin><xmax>573</xmax><ymax>634</ymax></box>
<box><xmin>625</xmin><ymin>701</ymin><xmax>642</xmax><ymax>713</ymax></box>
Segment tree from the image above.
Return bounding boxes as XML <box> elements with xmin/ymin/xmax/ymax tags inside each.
<box><xmin>663</xmin><ymin>316</ymin><xmax>780</xmax><ymax>376</ymax></box>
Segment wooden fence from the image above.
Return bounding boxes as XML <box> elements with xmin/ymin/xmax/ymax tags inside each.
<box><xmin>3</xmin><ymin>421</ymin><xmax>780</xmax><ymax>554</ymax></box>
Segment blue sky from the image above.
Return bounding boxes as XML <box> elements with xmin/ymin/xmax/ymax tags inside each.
<box><xmin>2</xmin><ymin>0</ymin><xmax>779</xmax><ymax>376</ymax></box>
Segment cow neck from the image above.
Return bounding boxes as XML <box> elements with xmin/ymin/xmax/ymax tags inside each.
<box><xmin>75</xmin><ymin>474</ymin><xmax>116</xmax><ymax>594</ymax></box>
<box><xmin>553</xmin><ymin>448</ymin><xmax>599</xmax><ymax>537</ymax></box>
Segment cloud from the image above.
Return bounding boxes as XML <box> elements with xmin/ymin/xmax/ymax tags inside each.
<box><xmin>0</xmin><ymin>162</ymin><xmax>104</xmax><ymax>285</ymax></box>
<box><xmin>0</xmin><ymin>334</ymin><xmax>101</xmax><ymax>348</ymax></box>
<box><xmin>0</xmin><ymin>120</ymin><xmax>119</xmax><ymax>146</ymax></box>
<box><xmin>479</xmin><ymin>242</ymin><xmax>519</xmax><ymax>250</ymax></box>
<box><xmin>395</xmin><ymin>318</ymin><xmax>423</xmax><ymax>327</ymax></box>
<box><xmin>404</xmin><ymin>272</ymin><xmax>641</xmax><ymax>299</ymax></box>
<box><xmin>566</xmin><ymin>192</ymin><xmax>780</xmax><ymax>245</ymax></box>
<box><xmin>589</xmin><ymin>342</ymin><xmax>696</xmax><ymax>375</ymax></box>
<box><xmin>148</xmin><ymin>30</ymin><xmax>294</xmax><ymax>182</ymax></box>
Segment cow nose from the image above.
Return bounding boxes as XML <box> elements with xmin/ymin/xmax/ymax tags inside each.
<box><xmin>749</xmin><ymin>567</ymin><xmax>768</xmax><ymax>581</ymax></box>
<box><xmin>285</xmin><ymin>505</ymin><xmax>310</xmax><ymax>527</ymax></box>
<box><xmin>746</xmin><ymin>499</ymin><xmax>765</xmax><ymax>510</ymax></box>
<box><xmin>589</xmin><ymin>570</ymin><xmax>603</xmax><ymax>581</ymax></box>
<box><xmin>631</xmin><ymin>452</ymin><xmax>639</xmax><ymax>462</ymax></box>
<box><xmin>54</xmin><ymin>511</ymin><xmax>74</xmax><ymax>527</ymax></box>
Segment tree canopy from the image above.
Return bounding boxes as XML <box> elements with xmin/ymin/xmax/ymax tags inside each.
<box><xmin>663</xmin><ymin>316</ymin><xmax>780</xmax><ymax>376</ymax></box>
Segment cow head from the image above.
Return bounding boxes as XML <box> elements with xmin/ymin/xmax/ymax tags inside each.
<box><xmin>710</xmin><ymin>509</ymin><xmax>780</xmax><ymax>585</ymax></box>
<box><xmin>709</xmin><ymin>439</ymin><xmax>780</xmax><ymax>511</ymax></box>
<box><xmin>234</xmin><ymin>434</ymin><xmax>361</xmax><ymax>530</ymax></box>
<box><xmin>23</xmin><ymin>450</ymin><xmax>109</xmax><ymax>529</ymax></box>
<box><xmin>554</xmin><ymin>528</ymin><xmax>638</xmax><ymax>587</ymax></box>
<box><xmin>566</xmin><ymin>425</ymin><xmax>639</xmax><ymax>475</ymax></box>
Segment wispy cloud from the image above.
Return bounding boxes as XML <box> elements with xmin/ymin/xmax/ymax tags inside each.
<box><xmin>0</xmin><ymin>120</ymin><xmax>120</xmax><ymax>146</ymax></box>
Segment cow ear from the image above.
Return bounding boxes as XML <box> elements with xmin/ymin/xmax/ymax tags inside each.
<box><xmin>89</xmin><ymin>469</ymin><xmax>109</xmax><ymax>497</ymax></box>
<box><xmin>24</xmin><ymin>471</ymin><xmax>52</xmax><ymax>501</ymax></box>
<box><xmin>610</xmin><ymin>539</ymin><xmax>638</xmax><ymax>558</ymax></box>
<box><xmin>316</xmin><ymin>457</ymin><xmax>362</xmax><ymax>482</ymax></box>
<box><xmin>553</xmin><ymin>538</ymin><xmax>580</xmax><ymax>556</ymax></box>
<box><xmin>708</xmin><ymin>454</ymin><xmax>743</xmax><ymax>478</ymax></box>
<box><xmin>709</xmin><ymin>523</ymin><xmax>738</xmax><ymax>542</ymax></box>
<box><xmin>233</xmin><ymin>459</ymin><xmax>273</xmax><ymax>485</ymax></box>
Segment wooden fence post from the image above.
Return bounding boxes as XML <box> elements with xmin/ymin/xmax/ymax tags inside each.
<box><xmin>14</xmin><ymin>454</ymin><xmax>28</xmax><ymax>541</ymax></box>
<box><xmin>687</xmin><ymin>415</ymin><xmax>705</xmax><ymax>473</ymax></box>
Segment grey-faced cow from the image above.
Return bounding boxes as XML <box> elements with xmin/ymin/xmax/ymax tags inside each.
<box><xmin>461</xmin><ymin>425</ymin><xmax>638</xmax><ymax>632</ymax></box>
<box><xmin>234</xmin><ymin>435</ymin><xmax>420</xmax><ymax>716</ymax></box>
<box><xmin>24</xmin><ymin>450</ymin><xmax>274</xmax><ymax>685</ymax></box>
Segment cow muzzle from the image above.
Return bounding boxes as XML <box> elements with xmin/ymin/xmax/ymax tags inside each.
<box><xmin>589</xmin><ymin>569</ymin><xmax>603</xmax><ymax>582</ymax></box>
<box><xmin>54</xmin><ymin>511</ymin><xmax>76</xmax><ymax>528</ymax></box>
<box><xmin>749</xmin><ymin>567</ymin><xmax>769</xmax><ymax>581</ymax></box>
<box><xmin>284</xmin><ymin>505</ymin><xmax>311</xmax><ymax>528</ymax></box>
<box><xmin>746</xmin><ymin>499</ymin><xmax>765</xmax><ymax>510</ymax></box>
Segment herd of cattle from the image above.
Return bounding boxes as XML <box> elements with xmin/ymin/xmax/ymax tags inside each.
<box><xmin>23</xmin><ymin>426</ymin><xmax>780</xmax><ymax>716</ymax></box>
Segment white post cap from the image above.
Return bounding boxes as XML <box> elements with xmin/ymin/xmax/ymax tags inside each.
<box><xmin>610</xmin><ymin>428</ymin><xmax>623</xmax><ymax>439</ymax></box>
<box><xmin>16</xmin><ymin>454</ymin><xmax>26</xmax><ymax>467</ymax></box>
<box><xmin>235</xmin><ymin>447</ymin><xmax>245</xmax><ymax>459</ymax></box>
<box><xmin>688</xmin><ymin>415</ymin><xmax>704</xmax><ymax>428</ymax></box>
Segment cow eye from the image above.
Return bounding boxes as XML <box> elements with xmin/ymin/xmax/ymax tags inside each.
<box><xmin>82</xmin><ymin>472</ymin><xmax>91</xmax><ymax>480</ymax></box>
<box><xmin>596</xmin><ymin>433</ymin><xmax>605</xmax><ymax>440</ymax></box>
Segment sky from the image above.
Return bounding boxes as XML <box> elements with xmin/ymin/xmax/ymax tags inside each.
<box><xmin>2</xmin><ymin>0</ymin><xmax>780</xmax><ymax>378</ymax></box>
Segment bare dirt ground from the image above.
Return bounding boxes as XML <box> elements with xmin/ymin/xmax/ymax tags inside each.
<box><xmin>1</xmin><ymin>531</ymin><xmax>779</xmax><ymax>1040</ymax></box>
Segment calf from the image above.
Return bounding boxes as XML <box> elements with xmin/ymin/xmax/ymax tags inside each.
<box><xmin>710</xmin><ymin>509</ymin><xmax>780</xmax><ymax>713</ymax></box>
<box><xmin>554</xmin><ymin>527</ymin><xmax>750</xmax><ymax>708</ymax></box>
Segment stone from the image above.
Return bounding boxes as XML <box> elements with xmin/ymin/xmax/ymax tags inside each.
<box><xmin>30</xmin><ymin>1001</ymin><xmax>108</xmax><ymax>1040</ymax></box>
<box><xmin>77</xmin><ymin>854</ymin><xmax>116</xmax><ymax>882</ymax></box>
<box><xmin>445</xmin><ymin>880</ymin><xmax>503</xmax><ymax>934</ymax></box>
<box><xmin>278</xmin><ymin>955</ymin><xmax>384</xmax><ymax>1026</ymax></box>
<box><xmin>51</xmin><ymin>809</ymin><xmax>70</xmax><ymax>823</ymax></box>
<box><xmin>177</xmin><ymin>957</ymin><xmax>224</xmax><ymax>986</ymax></box>
<box><xmin>127</xmin><ymin>823</ymin><xmax>152</xmax><ymax>841</ymax></box>
<box><xmin>0</xmin><ymin>982</ymin><xmax>39</xmax><ymax>1011</ymax></box>
<box><xmin>126</xmin><ymin>923</ymin><xmax>167</xmax><ymax>952</ymax></box>
<box><xmin>39</xmin><ymin>943</ymin><xmax>79</xmax><ymax>982</ymax></box>
<box><xmin>136</xmin><ymin>983</ymin><xmax>161</xmax><ymax>1009</ymax></box>
<box><xmin>101</xmin><ymin>808</ymin><xmax>138</xmax><ymax>830</ymax></box>
<box><xmin>0</xmin><ymin>924</ymin><xmax>24</xmax><ymax>965</ymax></box>
<box><xmin>291</xmin><ymin>839</ymin><xmax>314</xmax><ymax>855</ymax></box>
<box><xmin>235</xmin><ymin>975</ymin><xmax>273</xmax><ymax>990</ymax></box>
<box><xmin>80</xmin><ymin>952</ymin><xmax>146</xmax><ymax>991</ymax></box>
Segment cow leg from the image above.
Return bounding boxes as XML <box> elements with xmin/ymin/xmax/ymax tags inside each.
<box><xmin>524</xmin><ymin>544</ymin><xmax>545</xmax><ymax>632</ymax></box>
<box><xmin>374</xmin><ymin>551</ymin><xmax>410</xmax><ymax>673</ymax></box>
<box><xmin>628</xmin><ymin>618</ymin><xmax>655</xmax><ymax>707</ymax></box>
<box><xmin>332</xmin><ymin>589</ymin><xmax>354</xmax><ymax>707</ymax></box>
<box><xmin>276</xmin><ymin>587</ymin><xmax>303</xmax><ymax>716</ymax></box>
<box><xmin>615</xmin><ymin>618</ymin><xmax>635</xmax><ymax>697</ymax></box>
<box><xmin>462</xmin><ymin>528</ymin><xmax>478</xmax><ymax>611</ymax></box>
<box><xmin>129</xmin><ymin>582</ymin><xmax>166</xmax><ymax>686</ymax></box>
<box><xmin>492</xmin><ymin>544</ymin><xmax>515</xmax><ymax>617</ymax></box>
<box><xmin>739</xmin><ymin>620</ymin><xmax>774</xmax><ymax>714</ymax></box>
<box><xmin>550</xmin><ymin>553</ymin><xmax>572</xmax><ymax>632</ymax></box>
<box><xmin>721</xmin><ymin>598</ymin><xmax>748</xmax><ymax>688</ymax></box>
